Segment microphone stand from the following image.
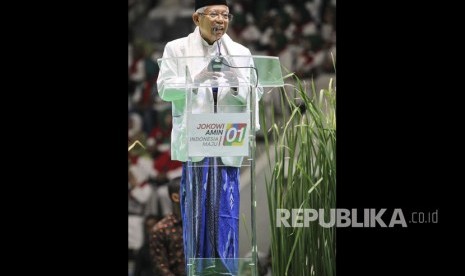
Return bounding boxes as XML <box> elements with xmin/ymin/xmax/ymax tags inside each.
<box><xmin>209</xmin><ymin>26</ymin><xmax>222</xmax><ymax>114</ymax></box>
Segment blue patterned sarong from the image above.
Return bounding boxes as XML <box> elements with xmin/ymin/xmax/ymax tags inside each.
<box><xmin>180</xmin><ymin>157</ymin><xmax>240</xmax><ymax>275</ymax></box>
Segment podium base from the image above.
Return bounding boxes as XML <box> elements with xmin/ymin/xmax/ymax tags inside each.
<box><xmin>187</xmin><ymin>257</ymin><xmax>254</xmax><ymax>276</ymax></box>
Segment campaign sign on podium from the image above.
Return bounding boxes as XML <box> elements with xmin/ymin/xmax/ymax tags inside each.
<box><xmin>188</xmin><ymin>113</ymin><xmax>249</xmax><ymax>157</ymax></box>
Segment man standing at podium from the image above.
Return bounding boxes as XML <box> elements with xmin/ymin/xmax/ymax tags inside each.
<box><xmin>156</xmin><ymin>0</ymin><xmax>263</xmax><ymax>274</ymax></box>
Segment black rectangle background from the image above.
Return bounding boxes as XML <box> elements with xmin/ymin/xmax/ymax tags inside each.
<box><xmin>337</xmin><ymin>2</ymin><xmax>458</xmax><ymax>275</ymax></box>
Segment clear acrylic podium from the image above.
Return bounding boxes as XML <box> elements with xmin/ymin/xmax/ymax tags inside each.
<box><xmin>157</xmin><ymin>55</ymin><xmax>284</xmax><ymax>276</ymax></box>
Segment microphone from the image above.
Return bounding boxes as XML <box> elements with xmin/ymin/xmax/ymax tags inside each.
<box><xmin>208</xmin><ymin>25</ymin><xmax>234</xmax><ymax>112</ymax></box>
<box><xmin>209</xmin><ymin>25</ymin><xmax>221</xmax><ymax>113</ymax></box>
<box><xmin>212</xmin><ymin>25</ymin><xmax>221</xmax><ymax>54</ymax></box>
<box><xmin>208</xmin><ymin>25</ymin><xmax>230</xmax><ymax>72</ymax></box>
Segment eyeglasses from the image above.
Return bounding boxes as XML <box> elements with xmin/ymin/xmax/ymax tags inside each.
<box><xmin>198</xmin><ymin>12</ymin><xmax>234</xmax><ymax>21</ymax></box>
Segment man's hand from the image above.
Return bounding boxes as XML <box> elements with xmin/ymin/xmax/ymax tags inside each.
<box><xmin>194</xmin><ymin>67</ymin><xmax>221</xmax><ymax>84</ymax></box>
<box><xmin>221</xmin><ymin>70</ymin><xmax>240</xmax><ymax>86</ymax></box>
